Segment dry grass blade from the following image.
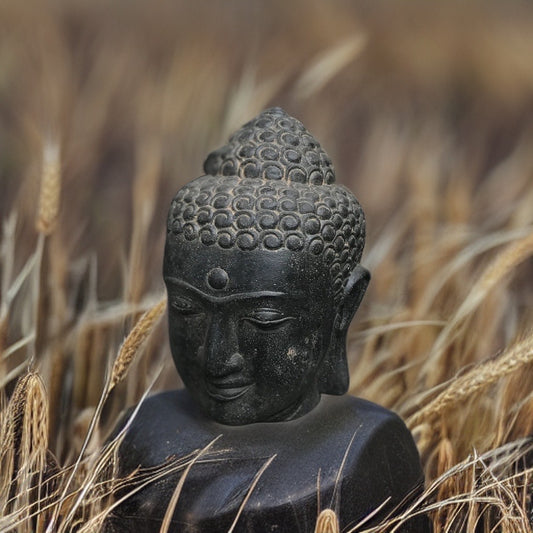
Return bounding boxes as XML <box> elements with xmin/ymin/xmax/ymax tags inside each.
<box><xmin>0</xmin><ymin>213</ymin><xmax>16</xmax><ymax>325</ymax></box>
<box><xmin>420</xmin><ymin>231</ymin><xmax>533</xmax><ymax>382</ymax></box>
<box><xmin>331</xmin><ymin>427</ymin><xmax>360</xmax><ymax>508</ymax></box>
<box><xmin>408</xmin><ymin>331</ymin><xmax>533</xmax><ymax>429</ymax></box>
<box><xmin>159</xmin><ymin>436</ymin><xmax>221</xmax><ymax>533</ymax></box>
<box><xmin>347</xmin><ymin>498</ymin><xmax>392</xmax><ymax>532</ymax></box>
<box><xmin>109</xmin><ymin>297</ymin><xmax>166</xmax><ymax>392</ymax></box>
<box><xmin>315</xmin><ymin>508</ymin><xmax>340</xmax><ymax>533</ymax></box>
<box><xmin>416</xmin><ymin>226</ymin><xmax>533</xmax><ymax>315</ymax></box>
<box><xmin>294</xmin><ymin>35</ymin><xmax>367</xmax><ymax>99</ymax></box>
<box><xmin>454</xmin><ymin>230</ymin><xmax>533</xmax><ymax>320</ymax></box>
<box><xmin>226</xmin><ymin>454</ymin><xmax>277</xmax><ymax>533</ymax></box>
<box><xmin>52</xmin><ymin>365</ymin><xmax>164</xmax><ymax>533</ymax></box>
<box><xmin>36</xmin><ymin>140</ymin><xmax>61</xmax><ymax>236</ymax></box>
<box><xmin>356</xmin><ymin>441</ymin><xmax>533</xmax><ymax>532</ymax></box>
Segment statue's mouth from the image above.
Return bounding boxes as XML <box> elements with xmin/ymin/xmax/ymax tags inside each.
<box><xmin>205</xmin><ymin>380</ymin><xmax>253</xmax><ymax>401</ymax></box>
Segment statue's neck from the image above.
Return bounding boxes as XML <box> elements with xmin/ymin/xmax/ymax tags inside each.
<box><xmin>264</xmin><ymin>389</ymin><xmax>321</xmax><ymax>422</ymax></box>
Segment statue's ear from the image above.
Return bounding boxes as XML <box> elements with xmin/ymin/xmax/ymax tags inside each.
<box><xmin>338</xmin><ymin>265</ymin><xmax>370</xmax><ymax>332</ymax></box>
<box><xmin>318</xmin><ymin>264</ymin><xmax>370</xmax><ymax>395</ymax></box>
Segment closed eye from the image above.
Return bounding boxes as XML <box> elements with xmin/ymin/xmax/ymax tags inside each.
<box><xmin>244</xmin><ymin>315</ymin><xmax>295</xmax><ymax>331</ymax></box>
<box><xmin>170</xmin><ymin>296</ymin><xmax>203</xmax><ymax>316</ymax></box>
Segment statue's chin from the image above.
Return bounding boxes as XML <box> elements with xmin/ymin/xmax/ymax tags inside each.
<box><xmin>198</xmin><ymin>390</ymin><xmax>322</xmax><ymax>426</ymax></box>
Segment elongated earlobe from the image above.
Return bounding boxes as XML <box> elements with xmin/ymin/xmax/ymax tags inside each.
<box><xmin>319</xmin><ymin>265</ymin><xmax>370</xmax><ymax>395</ymax></box>
<box><xmin>339</xmin><ymin>265</ymin><xmax>370</xmax><ymax>330</ymax></box>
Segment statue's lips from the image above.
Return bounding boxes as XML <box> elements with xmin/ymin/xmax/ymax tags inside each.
<box><xmin>205</xmin><ymin>380</ymin><xmax>253</xmax><ymax>401</ymax></box>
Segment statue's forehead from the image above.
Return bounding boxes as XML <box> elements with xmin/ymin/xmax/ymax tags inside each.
<box><xmin>164</xmin><ymin>240</ymin><xmax>329</xmax><ymax>297</ymax></box>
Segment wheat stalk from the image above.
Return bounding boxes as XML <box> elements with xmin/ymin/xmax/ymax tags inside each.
<box><xmin>45</xmin><ymin>301</ymin><xmax>166</xmax><ymax>531</ymax></box>
<box><xmin>408</xmin><ymin>332</ymin><xmax>533</xmax><ymax>429</ymax></box>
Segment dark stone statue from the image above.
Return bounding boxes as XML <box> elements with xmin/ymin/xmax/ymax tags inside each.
<box><xmin>108</xmin><ymin>108</ymin><xmax>429</xmax><ymax>532</ymax></box>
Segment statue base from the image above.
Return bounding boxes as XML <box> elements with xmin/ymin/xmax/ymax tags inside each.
<box><xmin>106</xmin><ymin>390</ymin><xmax>429</xmax><ymax>532</ymax></box>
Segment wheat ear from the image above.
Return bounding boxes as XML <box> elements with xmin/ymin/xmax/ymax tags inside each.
<box><xmin>408</xmin><ymin>331</ymin><xmax>533</xmax><ymax>429</ymax></box>
<box><xmin>36</xmin><ymin>141</ymin><xmax>61</xmax><ymax>236</ymax></box>
<box><xmin>314</xmin><ymin>509</ymin><xmax>340</xmax><ymax>533</ymax></box>
<box><xmin>109</xmin><ymin>297</ymin><xmax>166</xmax><ymax>392</ymax></box>
<box><xmin>2</xmin><ymin>372</ymin><xmax>48</xmax><ymax>529</ymax></box>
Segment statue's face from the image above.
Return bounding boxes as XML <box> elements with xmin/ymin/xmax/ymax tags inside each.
<box><xmin>164</xmin><ymin>240</ymin><xmax>337</xmax><ymax>425</ymax></box>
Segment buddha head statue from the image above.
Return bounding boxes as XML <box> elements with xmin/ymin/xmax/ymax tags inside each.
<box><xmin>164</xmin><ymin>108</ymin><xmax>369</xmax><ymax>425</ymax></box>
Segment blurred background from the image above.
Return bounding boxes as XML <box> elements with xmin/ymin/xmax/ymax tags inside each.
<box><xmin>1</xmin><ymin>0</ymin><xmax>532</xmax><ymax>476</ymax></box>
<box><xmin>2</xmin><ymin>0</ymin><xmax>533</xmax><ymax>295</ymax></box>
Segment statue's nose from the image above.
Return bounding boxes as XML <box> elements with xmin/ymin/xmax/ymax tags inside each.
<box><xmin>206</xmin><ymin>352</ymin><xmax>245</xmax><ymax>379</ymax></box>
<box><xmin>202</xmin><ymin>316</ymin><xmax>244</xmax><ymax>378</ymax></box>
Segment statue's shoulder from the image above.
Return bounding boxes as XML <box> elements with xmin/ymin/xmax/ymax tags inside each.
<box><xmin>320</xmin><ymin>395</ymin><xmax>424</xmax><ymax>502</ymax></box>
<box><xmin>110</xmin><ymin>390</ymin><xmax>213</xmax><ymax>468</ymax></box>
<box><xmin>317</xmin><ymin>394</ymin><xmax>413</xmax><ymax>441</ymax></box>
<box><xmin>327</xmin><ymin>394</ymin><xmax>420</xmax><ymax>459</ymax></box>
<box><xmin>110</xmin><ymin>390</ymin><xmax>190</xmax><ymax>436</ymax></box>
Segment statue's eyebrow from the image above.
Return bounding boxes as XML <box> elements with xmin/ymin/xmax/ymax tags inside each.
<box><xmin>164</xmin><ymin>277</ymin><xmax>287</xmax><ymax>302</ymax></box>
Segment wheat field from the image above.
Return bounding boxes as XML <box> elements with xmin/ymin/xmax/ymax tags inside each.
<box><xmin>0</xmin><ymin>1</ymin><xmax>532</xmax><ymax>531</ymax></box>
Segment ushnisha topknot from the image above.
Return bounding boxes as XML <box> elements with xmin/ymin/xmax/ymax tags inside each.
<box><xmin>203</xmin><ymin>107</ymin><xmax>336</xmax><ymax>185</ymax></box>
<box><xmin>166</xmin><ymin>108</ymin><xmax>366</xmax><ymax>301</ymax></box>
